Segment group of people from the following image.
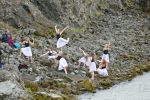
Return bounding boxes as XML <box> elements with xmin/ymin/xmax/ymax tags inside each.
<box><xmin>0</xmin><ymin>29</ymin><xmax>21</xmax><ymax>48</ymax></box>
<box><xmin>0</xmin><ymin>25</ymin><xmax>110</xmax><ymax>80</ymax></box>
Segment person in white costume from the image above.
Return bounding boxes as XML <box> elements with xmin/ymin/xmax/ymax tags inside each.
<box><xmin>40</xmin><ymin>48</ymin><xmax>57</xmax><ymax>59</ymax></box>
<box><xmin>89</xmin><ymin>53</ymin><xmax>97</xmax><ymax>80</ymax></box>
<box><xmin>56</xmin><ymin>51</ymin><xmax>68</xmax><ymax>75</ymax></box>
<box><xmin>20</xmin><ymin>37</ymin><xmax>34</xmax><ymax>63</ymax></box>
<box><xmin>78</xmin><ymin>48</ymin><xmax>92</xmax><ymax>68</ymax></box>
<box><xmin>97</xmin><ymin>59</ymin><xmax>108</xmax><ymax>76</ymax></box>
<box><xmin>55</xmin><ymin>25</ymin><xmax>69</xmax><ymax>49</ymax></box>
<box><xmin>101</xmin><ymin>42</ymin><xmax>111</xmax><ymax>67</ymax></box>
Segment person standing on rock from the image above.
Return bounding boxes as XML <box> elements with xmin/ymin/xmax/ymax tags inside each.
<box><xmin>78</xmin><ymin>48</ymin><xmax>92</xmax><ymax>68</ymax></box>
<box><xmin>56</xmin><ymin>51</ymin><xmax>68</xmax><ymax>75</ymax></box>
<box><xmin>101</xmin><ymin>42</ymin><xmax>111</xmax><ymax>67</ymax></box>
<box><xmin>89</xmin><ymin>53</ymin><xmax>97</xmax><ymax>80</ymax></box>
<box><xmin>97</xmin><ymin>59</ymin><xmax>108</xmax><ymax>76</ymax></box>
<box><xmin>20</xmin><ymin>37</ymin><xmax>34</xmax><ymax>63</ymax></box>
<box><xmin>55</xmin><ymin>25</ymin><xmax>69</xmax><ymax>49</ymax></box>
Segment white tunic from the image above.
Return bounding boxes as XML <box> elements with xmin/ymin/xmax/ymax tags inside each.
<box><xmin>89</xmin><ymin>62</ymin><xmax>96</xmax><ymax>72</ymax></box>
<box><xmin>57</xmin><ymin>37</ymin><xmax>69</xmax><ymax>48</ymax></box>
<box><xmin>79</xmin><ymin>56</ymin><xmax>91</xmax><ymax>66</ymax></box>
<box><xmin>58</xmin><ymin>58</ymin><xmax>68</xmax><ymax>71</ymax></box>
<box><xmin>21</xmin><ymin>47</ymin><xmax>32</xmax><ymax>57</ymax></box>
<box><xmin>97</xmin><ymin>68</ymin><xmax>108</xmax><ymax>76</ymax></box>
<box><xmin>101</xmin><ymin>54</ymin><xmax>109</xmax><ymax>63</ymax></box>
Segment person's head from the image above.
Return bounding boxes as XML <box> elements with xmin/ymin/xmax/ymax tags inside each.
<box><xmin>100</xmin><ymin>59</ymin><xmax>107</xmax><ymax>67</ymax></box>
<box><xmin>6</xmin><ymin>29</ymin><xmax>9</xmax><ymax>33</ymax></box>
<box><xmin>90</xmin><ymin>52</ymin><xmax>96</xmax><ymax>61</ymax></box>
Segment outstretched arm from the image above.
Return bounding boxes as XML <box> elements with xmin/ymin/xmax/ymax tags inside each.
<box><xmin>60</xmin><ymin>25</ymin><xmax>69</xmax><ymax>35</ymax></box>
<box><xmin>40</xmin><ymin>51</ymin><xmax>49</xmax><ymax>57</ymax></box>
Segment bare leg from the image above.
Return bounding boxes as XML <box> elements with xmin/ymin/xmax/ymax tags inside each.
<box><xmin>19</xmin><ymin>49</ymin><xmax>22</xmax><ymax>57</ymax></box>
<box><xmin>91</xmin><ymin>71</ymin><xmax>94</xmax><ymax>80</ymax></box>
<box><xmin>64</xmin><ymin>66</ymin><xmax>68</xmax><ymax>74</ymax></box>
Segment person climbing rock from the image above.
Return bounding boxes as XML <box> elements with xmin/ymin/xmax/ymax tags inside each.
<box><xmin>56</xmin><ymin>51</ymin><xmax>68</xmax><ymax>75</ymax></box>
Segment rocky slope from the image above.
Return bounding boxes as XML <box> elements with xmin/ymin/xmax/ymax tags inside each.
<box><xmin>0</xmin><ymin>0</ymin><xmax>150</xmax><ymax>100</ymax></box>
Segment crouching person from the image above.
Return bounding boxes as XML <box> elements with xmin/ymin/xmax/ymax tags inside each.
<box><xmin>97</xmin><ymin>59</ymin><xmax>108</xmax><ymax>76</ymax></box>
<box><xmin>56</xmin><ymin>55</ymin><xmax>68</xmax><ymax>75</ymax></box>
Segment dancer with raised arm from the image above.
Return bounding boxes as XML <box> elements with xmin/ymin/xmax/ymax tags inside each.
<box><xmin>55</xmin><ymin>25</ymin><xmax>69</xmax><ymax>49</ymax></box>
<box><xmin>89</xmin><ymin>53</ymin><xmax>97</xmax><ymax>80</ymax></box>
<box><xmin>20</xmin><ymin>37</ymin><xmax>34</xmax><ymax>63</ymax></box>
<box><xmin>78</xmin><ymin>48</ymin><xmax>92</xmax><ymax>68</ymax></box>
<box><xmin>101</xmin><ymin>41</ymin><xmax>111</xmax><ymax>67</ymax></box>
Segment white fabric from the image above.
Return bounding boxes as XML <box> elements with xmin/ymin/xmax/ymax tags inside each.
<box><xmin>21</xmin><ymin>47</ymin><xmax>32</xmax><ymax>57</ymax></box>
<box><xmin>57</xmin><ymin>37</ymin><xmax>69</xmax><ymax>48</ymax></box>
<box><xmin>89</xmin><ymin>62</ymin><xmax>96</xmax><ymax>72</ymax></box>
<box><xmin>102</xmin><ymin>54</ymin><xmax>109</xmax><ymax>63</ymax></box>
<box><xmin>79</xmin><ymin>56</ymin><xmax>91</xmax><ymax>66</ymax></box>
<box><xmin>97</xmin><ymin>68</ymin><xmax>108</xmax><ymax>76</ymax></box>
<box><xmin>48</xmin><ymin>55</ymin><xmax>57</xmax><ymax>59</ymax></box>
<box><xmin>58</xmin><ymin>58</ymin><xmax>68</xmax><ymax>71</ymax></box>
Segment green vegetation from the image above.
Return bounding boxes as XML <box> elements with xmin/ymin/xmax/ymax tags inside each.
<box><xmin>24</xmin><ymin>80</ymin><xmax>39</xmax><ymax>92</ymax></box>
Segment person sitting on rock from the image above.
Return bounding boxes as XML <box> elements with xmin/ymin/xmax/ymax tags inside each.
<box><xmin>7</xmin><ymin>34</ymin><xmax>14</xmax><ymax>47</ymax></box>
<box><xmin>56</xmin><ymin>51</ymin><xmax>68</xmax><ymax>75</ymax></box>
<box><xmin>101</xmin><ymin>41</ymin><xmax>111</xmax><ymax>67</ymax></box>
<box><xmin>55</xmin><ymin>25</ymin><xmax>69</xmax><ymax>49</ymax></box>
<box><xmin>89</xmin><ymin>53</ymin><xmax>97</xmax><ymax>80</ymax></box>
<box><xmin>97</xmin><ymin>59</ymin><xmax>108</xmax><ymax>76</ymax></box>
<box><xmin>20</xmin><ymin>37</ymin><xmax>34</xmax><ymax>63</ymax></box>
<box><xmin>1</xmin><ymin>29</ymin><xmax>9</xmax><ymax>43</ymax></box>
<box><xmin>78</xmin><ymin>48</ymin><xmax>92</xmax><ymax>68</ymax></box>
<box><xmin>40</xmin><ymin>48</ymin><xmax>57</xmax><ymax>59</ymax></box>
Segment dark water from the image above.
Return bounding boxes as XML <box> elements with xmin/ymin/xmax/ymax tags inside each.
<box><xmin>78</xmin><ymin>73</ymin><xmax>150</xmax><ymax>100</ymax></box>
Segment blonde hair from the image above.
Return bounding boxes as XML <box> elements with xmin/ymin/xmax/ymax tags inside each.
<box><xmin>100</xmin><ymin>59</ymin><xmax>107</xmax><ymax>67</ymax></box>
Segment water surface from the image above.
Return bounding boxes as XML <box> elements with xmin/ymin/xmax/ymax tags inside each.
<box><xmin>78</xmin><ymin>73</ymin><xmax>150</xmax><ymax>100</ymax></box>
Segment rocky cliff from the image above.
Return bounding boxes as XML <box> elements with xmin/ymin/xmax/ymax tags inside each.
<box><xmin>0</xmin><ymin>0</ymin><xmax>150</xmax><ymax>33</ymax></box>
<box><xmin>0</xmin><ymin>0</ymin><xmax>150</xmax><ymax>100</ymax></box>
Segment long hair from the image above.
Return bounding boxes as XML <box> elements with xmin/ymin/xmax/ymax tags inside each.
<box><xmin>100</xmin><ymin>59</ymin><xmax>107</xmax><ymax>67</ymax></box>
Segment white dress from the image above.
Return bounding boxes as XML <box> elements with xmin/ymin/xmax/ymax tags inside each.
<box><xmin>89</xmin><ymin>62</ymin><xmax>96</xmax><ymax>72</ymax></box>
<box><xmin>97</xmin><ymin>67</ymin><xmax>108</xmax><ymax>76</ymax></box>
<box><xmin>21</xmin><ymin>47</ymin><xmax>32</xmax><ymax>57</ymax></box>
<box><xmin>79</xmin><ymin>56</ymin><xmax>91</xmax><ymax>66</ymax></box>
<box><xmin>57</xmin><ymin>37</ymin><xmax>69</xmax><ymax>48</ymax></box>
<box><xmin>102</xmin><ymin>54</ymin><xmax>109</xmax><ymax>63</ymax></box>
<box><xmin>48</xmin><ymin>51</ymin><xmax>57</xmax><ymax>59</ymax></box>
<box><xmin>58</xmin><ymin>58</ymin><xmax>68</xmax><ymax>71</ymax></box>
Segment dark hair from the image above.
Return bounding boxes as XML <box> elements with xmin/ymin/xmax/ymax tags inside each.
<box><xmin>56</xmin><ymin>56</ymin><xmax>62</xmax><ymax>60</ymax></box>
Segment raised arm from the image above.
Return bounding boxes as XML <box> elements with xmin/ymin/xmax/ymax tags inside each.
<box><xmin>79</xmin><ymin>48</ymin><xmax>87</xmax><ymax>56</ymax></box>
<box><xmin>60</xmin><ymin>25</ymin><xmax>69</xmax><ymax>35</ymax></box>
<box><xmin>29</xmin><ymin>38</ymin><xmax>34</xmax><ymax>46</ymax></box>
<box><xmin>55</xmin><ymin>25</ymin><xmax>58</xmax><ymax>33</ymax></box>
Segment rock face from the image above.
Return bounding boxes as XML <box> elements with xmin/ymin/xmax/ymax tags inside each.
<box><xmin>0</xmin><ymin>70</ymin><xmax>29</xmax><ymax>99</ymax></box>
<box><xmin>0</xmin><ymin>0</ymin><xmax>150</xmax><ymax>99</ymax></box>
<box><xmin>0</xmin><ymin>0</ymin><xmax>149</xmax><ymax>33</ymax></box>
